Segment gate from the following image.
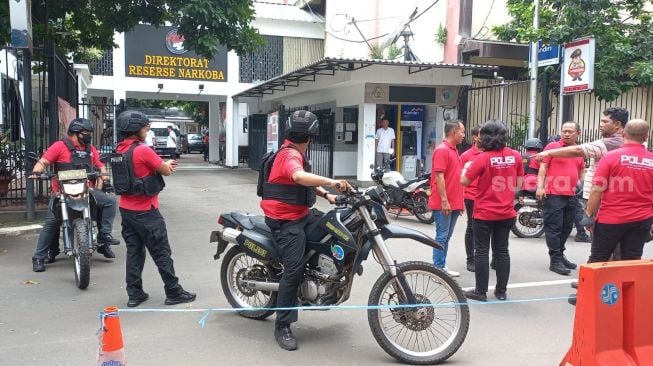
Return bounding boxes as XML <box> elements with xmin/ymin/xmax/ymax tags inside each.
<box><xmin>247</xmin><ymin>114</ymin><xmax>268</xmax><ymax>170</ymax></box>
<box><xmin>78</xmin><ymin>100</ymin><xmax>119</xmax><ymax>153</ymax></box>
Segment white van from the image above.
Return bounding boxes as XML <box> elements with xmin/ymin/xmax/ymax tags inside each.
<box><xmin>150</xmin><ymin>122</ymin><xmax>182</xmax><ymax>158</ymax></box>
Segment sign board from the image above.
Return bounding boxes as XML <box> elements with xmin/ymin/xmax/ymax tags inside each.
<box><xmin>9</xmin><ymin>0</ymin><xmax>33</xmax><ymax>49</ymax></box>
<box><xmin>537</xmin><ymin>41</ymin><xmax>560</xmax><ymax>67</ymax></box>
<box><xmin>562</xmin><ymin>37</ymin><xmax>595</xmax><ymax>94</ymax></box>
<box><xmin>124</xmin><ymin>25</ymin><xmax>228</xmax><ymax>82</ymax></box>
<box><xmin>365</xmin><ymin>83</ymin><xmax>390</xmax><ymax>103</ymax></box>
<box><xmin>267</xmin><ymin>112</ymin><xmax>279</xmax><ymax>153</ymax></box>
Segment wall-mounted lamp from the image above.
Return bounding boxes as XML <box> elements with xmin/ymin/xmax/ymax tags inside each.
<box><xmin>157</xmin><ymin>83</ymin><xmax>164</xmax><ymax>94</ymax></box>
<box><xmin>198</xmin><ymin>84</ymin><xmax>204</xmax><ymax>95</ymax></box>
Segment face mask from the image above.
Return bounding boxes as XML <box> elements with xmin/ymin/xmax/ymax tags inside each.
<box><xmin>79</xmin><ymin>133</ymin><xmax>92</xmax><ymax>145</ymax></box>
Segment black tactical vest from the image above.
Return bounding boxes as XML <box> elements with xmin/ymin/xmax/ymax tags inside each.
<box><xmin>259</xmin><ymin>144</ymin><xmax>316</xmax><ymax>207</ymax></box>
<box><xmin>55</xmin><ymin>139</ymin><xmax>93</xmax><ymax>173</ymax></box>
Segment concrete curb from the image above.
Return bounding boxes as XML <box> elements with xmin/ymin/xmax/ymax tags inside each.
<box><xmin>0</xmin><ymin>224</ymin><xmax>43</xmax><ymax>237</ymax></box>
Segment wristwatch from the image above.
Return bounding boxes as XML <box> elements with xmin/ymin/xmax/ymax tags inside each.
<box><xmin>323</xmin><ymin>191</ymin><xmax>329</xmax><ymax>198</ymax></box>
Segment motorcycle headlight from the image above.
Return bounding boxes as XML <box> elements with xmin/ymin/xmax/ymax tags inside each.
<box><xmin>62</xmin><ymin>182</ymin><xmax>86</xmax><ymax>196</ymax></box>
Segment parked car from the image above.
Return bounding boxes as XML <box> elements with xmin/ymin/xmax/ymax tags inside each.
<box><xmin>150</xmin><ymin>122</ymin><xmax>183</xmax><ymax>158</ymax></box>
<box><xmin>185</xmin><ymin>133</ymin><xmax>204</xmax><ymax>153</ymax></box>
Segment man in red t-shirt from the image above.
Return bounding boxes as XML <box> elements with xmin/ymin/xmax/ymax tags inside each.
<box><xmin>429</xmin><ymin>120</ymin><xmax>466</xmax><ymax>277</ymax></box>
<box><xmin>114</xmin><ymin>111</ymin><xmax>196</xmax><ymax>308</ymax></box>
<box><xmin>30</xmin><ymin>118</ymin><xmax>118</xmax><ymax>272</ymax></box>
<box><xmin>585</xmin><ymin>119</ymin><xmax>653</xmax><ymax>262</ymax></box>
<box><xmin>260</xmin><ymin>111</ymin><xmax>350</xmax><ymax>351</ymax></box>
<box><xmin>462</xmin><ymin>120</ymin><xmax>523</xmax><ymax>302</ymax></box>
<box><xmin>460</xmin><ymin>125</ymin><xmax>482</xmax><ymax>272</ymax></box>
<box><xmin>536</xmin><ymin>122</ymin><xmax>585</xmax><ymax>276</ymax></box>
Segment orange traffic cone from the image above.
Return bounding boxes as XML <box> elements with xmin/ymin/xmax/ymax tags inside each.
<box><xmin>97</xmin><ymin>306</ymin><xmax>127</xmax><ymax>366</ymax></box>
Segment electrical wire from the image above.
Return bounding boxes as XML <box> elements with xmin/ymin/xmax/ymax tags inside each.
<box><xmin>411</xmin><ymin>0</ymin><xmax>440</xmax><ymax>22</ymax></box>
<box><xmin>471</xmin><ymin>0</ymin><xmax>496</xmax><ymax>39</ymax></box>
<box><xmin>306</xmin><ymin>3</ymin><xmax>389</xmax><ymax>44</ymax></box>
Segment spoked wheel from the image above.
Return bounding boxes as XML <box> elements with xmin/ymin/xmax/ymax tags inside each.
<box><xmin>412</xmin><ymin>192</ymin><xmax>434</xmax><ymax>224</ymax></box>
<box><xmin>511</xmin><ymin>206</ymin><xmax>545</xmax><ymax>238</ymax></box>
<box><xmin>220</xmin><ymin>246</ymin><xmax>278</xmax><ymax>319</ymax></box>
<box><xmin>72</xmin><ymin>218</ymin><xmax>91</xmax><ymax>290</ymax></box>
<box><xmin>368</xmin><ymin>262</ymin><xmax>470</xmax><ymax>365</ymax></box>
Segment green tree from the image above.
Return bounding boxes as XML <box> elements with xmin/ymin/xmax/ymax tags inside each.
<box><xmin>493</xmin><ymin>0</ymin><xmax>653</xmax><ymax>101</ymax></box>
<box><xmin>0</xmin><ymin>0</ymin><xmax>264</xmax><ymax>60</ymax></box>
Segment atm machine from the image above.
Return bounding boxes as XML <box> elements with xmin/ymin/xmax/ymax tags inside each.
<box><xmin>400</xmin><ymin>128</ymin><xmax>418</xmax><ymax>180</ymax></box>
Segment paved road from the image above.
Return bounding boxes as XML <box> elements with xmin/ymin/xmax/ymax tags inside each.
<box><xmin>2</xmin><ymin>153</ymin><xmax>650</xmax><ymax>365</ymax></box>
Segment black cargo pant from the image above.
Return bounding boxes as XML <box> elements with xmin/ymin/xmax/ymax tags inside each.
<box><xmin>33</xmin><ymin>191</ymin><xmax>117</xmax><ymax>260</ymax></box>
<box><xmin>542</xmin><ymin>195</ymin><xmax>576</xmax><ymax>264</ymax></box>
<box><xmin>120</xmin><ymin>208</ymin><xmax>183</xmax><ymax>298</ymax></box>
<box><xmin>465</xmin><ymin>199</ymin><xmax>496</xmax><ymax>266</ymax></box>
<box><xmin>588</xmin><ymin>218</ymin><xmax>653</xmax><ymax>263</ymax></box>
<box><xmin>473</xmin><ymin>218</ymin><xmax>515</xmax><ymax>294</ymax></box>
<box><xmin>266</xmin><ymin>212</ymin><xmax>319</xmax><ymax>327</ymax></box>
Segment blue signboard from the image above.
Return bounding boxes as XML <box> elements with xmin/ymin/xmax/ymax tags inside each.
<box><xmin>401</xmin><ymin>105</ymin><xmax>425</xmax><ymax>121</ymax></box>
<box><xmin>529</xmin><ymin>41</ymin><xmax>561</xmax><ymax>67</ymax></box>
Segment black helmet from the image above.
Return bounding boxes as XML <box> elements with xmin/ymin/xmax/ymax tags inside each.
<box><xmin>524</xmin><ymin>137</ymin><xmax>543</xmax><ymax>150</ymax></box>
<box><xmin>548</xmin><ymin>134</ymin><xmax>561</xmax><ymax>144</ymax></box>
<box><xmin>285</xmin><ymin>110</ymin><xmax>319</xmax><ymax>137</ymax></box>
<box><xmin>67</xmin><ymin>118</ymin><xmax>94</xmax><ymax>135</ymax></box>
<box><xmin>117</xmin><ymin>110</ymin><xmax>149</xmax><ymax>133</ymax></box>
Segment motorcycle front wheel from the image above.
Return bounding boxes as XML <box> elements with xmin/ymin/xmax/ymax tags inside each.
<box><xmin>72</xmin><ymin>218</ymin><xmax>91</xmax><ymax>289</ymax></box>
<box><xmin>511</xmin><ymin>205</ymin><xmax>545</xmax><ymax>238</ymax></box>
<box><xmin>220</xmin><ymin>246</ymin><xmax>278</xmax><ymax>320</ymax></box>
<box><xmin>368</xmin><ymin>261</ymin><xmax>469</xmax><ymax>365</ymax></box>
<box><xmin>412</xmin><ymin>192</ymin><xmax>434</xmax><ymax>224</ymax></box>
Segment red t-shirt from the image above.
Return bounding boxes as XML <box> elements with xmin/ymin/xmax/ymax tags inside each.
<box><xmin>521</xmin><ymin>151</ymin><xmax>540</xmax><ymax>192</ymax></box>
<box><xmin>464</xmin><ymin>147</ymin><xmax>523</xmax><ymax>221</ymax></box>
<box><xmin>42</xmin><ymin>139</ymin><xmax>104</xmax><ymax>193</ymax></box>
<box><xmin>429</xmin><ymin>140</ymin><xmax>464</xmax><ymax>210</ymax></box>
<box><xmin>260</xmin><ymin>141</ymin><xmax>310</xmax><ymax>221</ymax></box>
<box><xmin>542</xmin><ymin>141</ymin><xmax>585</xmax><ymax>196</ymax></box>
<box><xmin>593</xmin><ymin>143</ymin><xmax>653</xmax><ymax>224</ymax></box>
<box><xmin>116</xmin><ymin>137</ymin><xmax>164</xmax><ymax>211</ymax></box>
<box><xmin>460</xmin><ymin>145</ymin><xmax>482</xmax><ymax>200</ymax></box>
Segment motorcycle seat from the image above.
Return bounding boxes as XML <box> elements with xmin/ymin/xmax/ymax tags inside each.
<box><xmin>398</xmin><ymin>176</ymin><xmax>423</xmax><ymax>189</ymax></box>
<box><xmin>230</xmin><ymin>212</ymin><xmax>272</xmax><ymax>234</ymax></box>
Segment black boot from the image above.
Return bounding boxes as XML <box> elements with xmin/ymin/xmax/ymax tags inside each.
<box><xmin>165</xmin><ymin>290</ymin><xmax>197</xmax><ymax>305</ymax></box>
<box><xmin>549</xmin><ymin>263</ymin><xmax>571</xmax><ymax>275</ymax></box>
<box><xmin>97</xmin><ymin>233</ymin><xmax>120</xmax><ymax>246</ymax></box>
<box><xmin>274</xmin><ymin>325</ymin><xmax>298</xmax><ymax>351</ymax></box>
<box><xmin>96</xmin><ymin>244</ymin><xmax>116</xmax><ymax>259</ymax></box>
<box><xmin>561</xmin><ymin>256</ymin><xmax>577</xmax><ymax>270</ymax></box>
<box><xmin>32</xmin><ymin>258</ymin><xmax>45</xmax><ymax>272</ymax></box>
<box><xmin>45</xmin><ymin>248</ymin><xmax>60</xmax><ymax>264</ymax></box>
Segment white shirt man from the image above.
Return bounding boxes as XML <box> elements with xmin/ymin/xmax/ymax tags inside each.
<box><xmin>166</xmin><ymin>127</ymin><xmax>177</xmax><ymax>148</ymax></box>
<box><xmin>375</xmin><ymin>119</ymin><xmax>395</xmax><ymax>169</ymax></box>
<box><xmin>145</xmin><ymin>129</ymin><xmax>156</xmax><ymax>147</ymax></box>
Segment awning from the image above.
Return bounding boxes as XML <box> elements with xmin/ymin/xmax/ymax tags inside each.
<box><xmin>233</xmin><ymin>57</ymin><xmax>499</xmax><ymax>98</ymax></box>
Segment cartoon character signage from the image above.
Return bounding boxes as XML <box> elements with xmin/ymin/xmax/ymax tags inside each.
<box><xmin>562</xmin><ymin>37</ymin><xmax>595</xmax><ymax>94</ymax></box>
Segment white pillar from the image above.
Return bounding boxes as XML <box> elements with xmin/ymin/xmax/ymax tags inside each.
<box><xmin>356</xmin><ymin>103</ymin><xmax>377</xmax><ymax>184</ymax></box>
<box><xmin>225</xmin><ymin>96</ymin><xmax>239</xmax><ymax>167</ymax></box>
<box><xmin>208</xmin><ymin>96</ymin><xmax>220</xmax><ymax>162</ymax></box>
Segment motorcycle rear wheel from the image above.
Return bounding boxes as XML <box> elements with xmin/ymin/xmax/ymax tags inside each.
<box><xmin>368</xmin><ymin>262</ymin><xmax>469</xmax><ymax>364</ymax></box>
<box><xmin>72</xmin><ymin>218</ymin><xmax>91</xmax><ymax>290</ymax></box>
<box><xmin>220</xmin><ymin>246</ymin><xmax>277</xmax><ymax>320</ymax></box>
<box><xmin>511</xmin><ymin>206</ymin><xmax>545</xmax><ymax>238</ymax></box>
<box><xmin>412</xmin><ymin>192</ymin><xmax>434</xmax><ymax>224</ymax></box>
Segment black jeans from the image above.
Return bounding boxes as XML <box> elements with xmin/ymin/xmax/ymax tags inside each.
<box><xmin>33</xmin><ymin>191</ymin><xmax>117</xmax><ymax>260</ymax></box>
<box><xmin>120</xmin><ymin>208</ymin><xmax>183</xmax><ymax>298</ymax></box>
<box><xmin>265</xmin><ymin>212</ymin><xmax>319</xmax><ymax>327</ymax></box>
<box><xmin>574</xmin><ymin>198</ymin><xmax>587</xmax><ymax>235</ymax></box>
<box><xmin>588</xmin><ymin>218</ymin><xmax>653</xmax><ymax>263</ymax></box>
<box><xmin>542</xmin><ymin>195</ymin><xmax>576</xmax><ymax>264</ymax></box>
<box><xmin>473</xmin><ymin>218</ymin><xmax>515</xmax><ymax>294</ymax></box>
<box><xmin>464</xmin><ymin>199</ymin><xmax>475</xmax><ymax>265</ymax></box>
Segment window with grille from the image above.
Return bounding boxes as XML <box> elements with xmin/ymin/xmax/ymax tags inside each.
<box><xmin>87</xmin><ymin>50</ymin><xmax>114</xmax><ymax>76</ymax></box>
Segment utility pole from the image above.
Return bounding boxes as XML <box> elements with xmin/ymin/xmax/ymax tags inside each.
<box><xmin>528</xmin><ymin>0</ymin><xmax>540</xmax><ymax>139</ymax></box>
<box><xmin>23</xmin><ymin>48</ymin><xmax>35</xmax><ymax>220</ymax></box>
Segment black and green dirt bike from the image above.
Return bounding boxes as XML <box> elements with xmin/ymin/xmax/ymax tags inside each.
<box><xmin>210</xmin><ymin>185</ymin><xmax>469</xmax><ymax>365</ymax></box>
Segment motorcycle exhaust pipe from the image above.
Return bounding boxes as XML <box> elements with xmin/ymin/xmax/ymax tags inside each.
<box><xmin>221</xmin><ymin>228</ymin><xmax>241</xmax><ymax>244</ymax></box>
<box><xmin>239</xmin><ymin>280</ymin><xmax>280</xmax><ymax>292</ymax></box>
<box><xmin>522</xmin><ymin>198</ymin><xmax>539</xmax><ymax>206</ymax></box>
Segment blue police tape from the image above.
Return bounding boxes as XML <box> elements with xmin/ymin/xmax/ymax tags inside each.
<box><xmin>107</xmin><ymin>295</ymin><xmax>573</xmax><ymax>328</ymax></box>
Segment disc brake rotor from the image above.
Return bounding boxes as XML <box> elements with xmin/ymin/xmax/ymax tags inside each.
<box><xmin>389</xmin><ymin>293</ymin><xmax>435</xmax><ymax>331</ymax></box>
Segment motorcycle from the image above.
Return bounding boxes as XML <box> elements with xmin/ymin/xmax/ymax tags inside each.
<box><xmin>210</xmin><ymin>185</ymin><xmax>469</xmax><ymax>365</ymax></box>
<box><xmin>371</xmin><ymin>160</ymin><xmax>434</xmax><ymax>224</ymax></box>
<box><xmin>511</xmin><ymin>190</ymin><xmax>545</xmax><ymax>238</ymax></box>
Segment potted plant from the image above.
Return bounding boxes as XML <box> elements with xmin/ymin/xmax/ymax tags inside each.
<box><xmin>0</xmin><ymin>129</ymin><xmax>19</xmax><ymax>197</ymax></box>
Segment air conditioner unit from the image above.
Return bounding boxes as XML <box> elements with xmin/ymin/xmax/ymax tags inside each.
<box><xmin>438</xmin><ymin>86</ymin><xmax>459</xmax><ymax>107</ymax></box>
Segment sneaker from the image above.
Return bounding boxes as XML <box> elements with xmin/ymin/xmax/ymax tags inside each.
<box><xmin>561</xmin><ymin>256</ymin><xmax>577</xmax><ymax>270</ymax></box>
<box><xmin>463</xmin><ymin>289</ymin><xmax>487</xmax><ymax>302</ymax></box>
<box><xmin>466</xmin><ymin>262</ymin><xmax>475</xmax><ymax>272</ymax></box>
<box><xmin>574</xmin><ymin>233</ymin><xmax>592</xmax><ymax>243</ymax></box>
<box><xmin>165</xmin><ymin>290</ymin><xmax>197</xmax><ymax>305</ymax></box>
<box><xmin>127</xmin><ymin>292</ymin><xmax>149</xmax><ymax>308</ymax></box>
<box><xmin>444</xmin><ymin>267</ymin><xmax>460</xmax><ymax>277</ymax></box>
<box><xmin>96</xmin><ymin>244</ymin><xmax>116</xmax><ymax>259</ymax></box>
<box><xmin>274</xmin><ymin>325</ymin><xmax>298</xmax><ymax>351</ymax></box>
<box><xmin>97</xmin><ymin>233</ymin><xmax>120</xmax><ymax>246</ymax></box>
<box><xmin>32</xmin><ymin>258</ymin><xmax>45</xmax><ymax>272</ymax></box>
<box><xmin>549</xmin><ymin>263</ymin><xmax>571</xmax><ymax>276</ymax></box>
<box><xmin>568</xmin><ymin>294</ymin><xmax>577</xmax><ymax>306</ymax></box>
